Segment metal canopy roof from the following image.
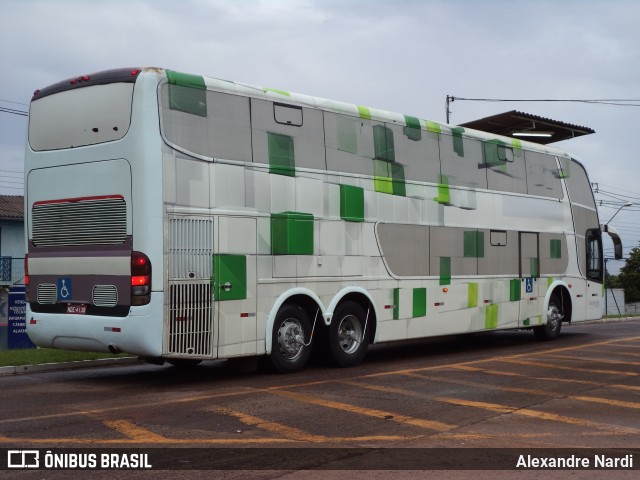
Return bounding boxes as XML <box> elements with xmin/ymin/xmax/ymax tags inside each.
<box><xmin>459</xmin><ymin>110</ymin><xmax>595</xmax><ymax>144</ymax></box>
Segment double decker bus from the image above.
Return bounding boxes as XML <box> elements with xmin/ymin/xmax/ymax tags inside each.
<box><xmin>24</xmin><ymin>67</ymin><xmax>622</xmax><ymax>372</ymax></box>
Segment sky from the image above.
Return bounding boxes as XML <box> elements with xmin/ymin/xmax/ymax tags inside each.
<box><xmin>1</xmin><ymin>0</ymin><xmax>639</xmax><ymax>271</ymax></box>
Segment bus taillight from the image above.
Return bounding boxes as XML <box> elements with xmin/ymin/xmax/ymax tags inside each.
<box><xmin>24</xmin><ymin>255</ymin><xmax>30</xmax><ymax>302</ymax></box>
<box><xmin>131</xmin><ymin>251</ymin><xmax>151</xmax><ymax>306</ymax></box>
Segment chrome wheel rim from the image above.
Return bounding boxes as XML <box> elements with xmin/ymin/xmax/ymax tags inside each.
<box><xmin>547</xmin><ymin>303</ymin><xmax>562</xmax><ymax>331</ymax></box>
<box><xmin>337</xmin><ymin>315</ymin><xmax>363</xmax><ymax>354</ymax></box>
<box><xmin>277</xmin><ymin>318</ymin><xmax>304</xmax><ymax>360</ymax></box>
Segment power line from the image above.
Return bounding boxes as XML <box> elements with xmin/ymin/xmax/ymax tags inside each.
<box><xmin>0</xmin><ymin>98</ymin><xmax>28</xmax><ymax>107</ymax></box>
<box><xmin>0</xmin><ymin>106</ymin><xmax>28</xmax><ymax>117</ymax></box>
<box><xmin>595</xmin><ymin>188</ymin><xmax>640</xmax><ymax>202</ymax></box>
<box><xmin>598</xmin><ymin>183</ymin><xmax>640</xmax><ymax>197</ymax></box>
<box><xmin>450</xmin><ymin>97</ymin><xmax>640</xmax><ymax>107</ymax></box>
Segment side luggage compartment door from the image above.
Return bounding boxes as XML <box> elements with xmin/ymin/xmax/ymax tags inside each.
<box><xmin>215</xmin><ymin>216</ymin><xmax>258</xmax><ymax>358</ymax></box>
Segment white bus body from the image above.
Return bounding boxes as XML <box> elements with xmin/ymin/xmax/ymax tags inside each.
<box><xmin>24</xmin><ymin>68</ymin><xmax>622</xmax><ymax>371</ymax></box>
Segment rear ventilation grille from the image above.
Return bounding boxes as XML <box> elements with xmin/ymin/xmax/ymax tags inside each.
<box><xmin>32</xmin><ymin>196</ymin><xmax>127</xmax><ymax>247</ymax></box>
<box><xmin>93</xmin><ymin>285</ymin><xmax>118</xmax><ymax>307</ymax></box>
<box><xmin>37</xmin><ymin>283</ymin><xmax>57</xmax><ymax>304</ymax></box>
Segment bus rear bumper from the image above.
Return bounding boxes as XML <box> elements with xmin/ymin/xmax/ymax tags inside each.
<box><xmin>25</xmin><ymin>293</ymin><xmax>164</xmax><ymax>357</ymax></box>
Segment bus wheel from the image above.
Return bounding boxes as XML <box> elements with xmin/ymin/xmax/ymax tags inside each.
<box><xmin>534</xmin><ymin>296</ymin><xmax>563</xmax><ymax>341</ymax></box>
<box><xmin>270</xmin><ymin>304</ymin><xmax>312</xmax><ymax>373</ymax></box>
<box><xmin>329</xmin><ymin>301</ymin><xmax>369</xmax><ymax>368</ymax></box>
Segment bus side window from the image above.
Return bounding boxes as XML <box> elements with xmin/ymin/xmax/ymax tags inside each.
<box><xmin>563</xmin><ymin>158</ymin><xmax>597</xmax><ymax>209</ymax></box>
<box><xmin>440</xmin><ymin>133</ymin><xmax>487</xmax><ymax>190</ymax></box>
<box><xmin>484</xmin><ymin>141</ymin><xmax>527</xmax><ymax>194</ymax></box>
<box><xmin>524</xmin><ymin>150</ymin><xmax>563</xmax><ymax>199</ymax></box>
<box><xmin>324</xmin><ymin>112</ymin><xmax>376</xmax><ymax>176</ymax></box>
<box><xmin>585</xmin><ymin>228</ymin><xmax>603</xmax><ymax>282</ymax></box>
<box><xmin>252</xmin><ymin>98</ymin><xmax>326</xmax><ymax>173</ymax></box>
<box><xmin>387</xmin><ymin>122</ymin><xmax>440</xmax><ymax>185</ymax></box>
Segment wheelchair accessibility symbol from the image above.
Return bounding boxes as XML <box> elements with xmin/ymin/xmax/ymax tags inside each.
<box><xmin>525</xmin><ymin>278</ymin><xmax>534</xmax><ymax>294</ymax></box>
<box><xmin>57</xmin><ymin>277</ymin><xmax>72</xmax><ymax>301</ymax></box>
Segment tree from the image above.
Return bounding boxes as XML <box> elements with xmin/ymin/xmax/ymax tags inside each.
<box><xmin>617</xmin><ymin>245</ymin><xmax>640</xmax><ymax>303</ymax></box>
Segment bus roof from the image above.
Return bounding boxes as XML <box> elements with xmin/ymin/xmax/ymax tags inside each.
<box><xmin>160</xmin><ymin>68</ymin><xmax>575</xmax><ymax>159</ymax></box>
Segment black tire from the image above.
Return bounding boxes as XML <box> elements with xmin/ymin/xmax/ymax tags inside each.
<box><xmin>269</xmin><ymin>304</ymin><xmax>313</xmax><ymax>373</ymax></box>
<box><xmin>534</xmin><ymin>296</ymin><xmax>563</xmax><ymax>341</ymax></box>
<box><xmin>329</xmin><ymin>301</ymin><xmax>370</xmax><ymax>368</ymax></box>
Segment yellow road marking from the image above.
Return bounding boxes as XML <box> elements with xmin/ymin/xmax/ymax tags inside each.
<box><xmin>209</xmin><ymin>406</ymin><xmax>421</xmax><ymax>443</ymax></box>
<box><xmin>499</xmin><ymin>357</ymin><xmax>638</xmax><ymax>376</ymax></box>
<box><xmin>402</xmin><ymin>372</ymin><xmax>555</xmax><ymax>397</ymax></box>
<box><xmin>545</xmin><ymin>354</ymin><xmax>640</xmax><ymax>366</ymax></box>
<box><xmin>451</xmin><ymin>364</ymin><xmax>640</xmax><ymax>392</ymax></box>
<box><xmin>2</xmin><ymin>333</ymin><xmax>639</xmax><ymax>446</ymax></box>
<box><xmin>587</xmin><ymin>347</ymin><xmax>640</xmax><ymax>357</ymax></box>
<box><xmin>269</xmin><ymin>389</ymin><xmax>455</xmax><ymax>432</ymax></box>
<box><xmin>433</xmin><ymin>396</ymin><xmax>640</xmax><ymax>433</ymax></box>
<box><xmin>571</xmin><ymin>396</ymin><xmax>640</xmax><ymax>410</ymax></box>
<box><xmin>209</xmin><ymin>406</ymin><xmax>330</xmax><ymax>442</ymax></box>
<box><xmin>102</xmin><ymin>419</ymin><xmax>169</xmax><ymax>442</ymax></box>
<box><xmin>342</xmin><ymin>380</ymin><xmax>640</xmax><ymax>433</ymax></box>
<box><xmin>404</xmin><ymin>371</ymin><xmax>640</xmax><ymax>411</ymax></box>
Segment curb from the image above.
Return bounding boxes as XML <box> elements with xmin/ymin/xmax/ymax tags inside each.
<box><xmin>0</xmin><ymin>356</ymin><xmax>141</xmax><ymax>376</ymax></box>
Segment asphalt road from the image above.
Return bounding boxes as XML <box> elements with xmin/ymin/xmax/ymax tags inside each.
<box><xmin>1</xmin><ymin>318</ymin><xmax>639</xmax><ymax>479</ymax></box>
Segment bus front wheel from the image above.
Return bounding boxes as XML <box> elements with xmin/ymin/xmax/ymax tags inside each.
<box><xmin>329</xmin><ymin>301</ymin><xmax>370</xmax><ymax>367</ymax></box>
<box><xmin>534</xmin><ymin>296</ymin><xmax>563</xmax><ymax>341</ymax></box>
<box><xmin>269</xmin><ymin>304</ymin><xmax>313</xmax><ymax>373</ymax></box>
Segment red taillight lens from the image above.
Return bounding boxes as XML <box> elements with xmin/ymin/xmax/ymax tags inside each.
<box><xmin>131</xmin><ymin>252</ymin><xmax>151</xmax><ymax>305</ymax></box>
<box><xmin>24</xmin><ymin>255</ymin><xmax>30</xmax><ymax>302</ymax></box>
<box><xmin>131</xmin><ymin>275</ymin><xmax>150</xmax><ymax>286</ymax></box>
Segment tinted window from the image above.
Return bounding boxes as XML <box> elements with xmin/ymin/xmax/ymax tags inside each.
<box><xmin>440</xmin><ymin>131</ymin><xmax>487</xmax><ymax>189</ymax></box>
<box><xmin>524</xmin><ymin>150</ymin><xmax>562</xmax><ymax>199</ymax></box>
<box><xmin>586</xmin><ymin>228</ymin><xmax>603</xmax><ymax>281</ymax></box>
<box><xmin>485</xmin><ymin>141</ymin><xmax>527</xmax><ymax>194</ymax></box>
<box><xmin>562</xmin><ymin>158</ymin><xmax>596</xmax><ymax>208</ymax></box>
<box><xmin>388</xmin><ymin>123</ymin><xmax>440</xmax><ymax>184</ymax></box>
<box><xmin>325</xmin><ymin>112</ymin><xmax>379</xmax><ymax>176</ymax></box>
<box><xmin>252</xmin><ymin>98</ymin><xmax>325</xmax><ymax>171</ymax></box>
<box><xmin>161</xmin><ymin>84</ymin><xmax>252</xmax><ymax>162</ymax></box>
<box><xmin>30</xmin><ymin>83</ymin><xmax>133</xmax><ymax>151</ymax></box>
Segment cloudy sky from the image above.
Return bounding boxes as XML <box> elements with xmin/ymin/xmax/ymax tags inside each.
<box><xmin>1</xmin><ymin>0</ymin><xmax>638</xmax><ymax>267</ymax></box>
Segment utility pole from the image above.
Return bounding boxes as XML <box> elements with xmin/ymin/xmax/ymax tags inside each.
<box><xmin>445</xmin><ymin>95</ymin><xmax>454</xmax><ymax>124</ymax></box>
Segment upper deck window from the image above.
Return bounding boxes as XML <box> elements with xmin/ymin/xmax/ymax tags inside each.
<box><xmin>562</xmin><ymin>158</ymin><xmax>597</xmax><ymax>209</ymax></box>
<box><xmin>29</xmin><ymin>83</ymin><xmax>134</xmax><ymax>151</ymax></box>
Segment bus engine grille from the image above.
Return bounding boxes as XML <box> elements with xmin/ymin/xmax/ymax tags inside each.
<box><xmin>168</xmin><ymin>282</ymin><xmax>213</xmax><ymax>356</ymax></box>
<box><xmin>32</xmin><ymin>197</ymin><xmax>127</xmax><ymax>247</ymax></box>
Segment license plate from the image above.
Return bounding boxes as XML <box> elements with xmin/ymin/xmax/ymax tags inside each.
<box><xmin>67</xmin><ymin>304</ymin><xmax>87</xmax><ymax>315</ymax></box>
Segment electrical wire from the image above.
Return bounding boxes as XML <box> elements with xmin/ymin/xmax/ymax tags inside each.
<box><xmin>0</xmin><ymin>106</ymin><xmax>28</xmax><ymax>117</ymax></box>
<box><xmin>450</xmin><ymin>97</ymin><xmax>640</xmax><ymax>107</ymax></box>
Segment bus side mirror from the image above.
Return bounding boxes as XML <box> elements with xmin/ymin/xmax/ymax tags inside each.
<box><xmin>602</xmin><ymin>224</ymin><xmax>623</xmax><ymax>260</ymax></box>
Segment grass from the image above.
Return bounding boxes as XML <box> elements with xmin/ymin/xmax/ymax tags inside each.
<box><xmin>0</xmin><ymin>348</ymin><xmax>131</xmax><ymax>367</ymax></box>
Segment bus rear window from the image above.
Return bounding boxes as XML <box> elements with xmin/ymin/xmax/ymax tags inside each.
<box><xmin>29</xmin><ymin>83</ymin><xmax>134</xmax><ymax>151</ymax></box>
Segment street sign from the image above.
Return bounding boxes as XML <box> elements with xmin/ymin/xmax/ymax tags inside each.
<box><xmin>8</xmin><ymin>285</ymin><xmax>35</xmax><ymax>350</ymax></box>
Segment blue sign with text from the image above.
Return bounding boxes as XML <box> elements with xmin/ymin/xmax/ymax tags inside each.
<box><xmin>8</xmin><ymin>285</ymin><xmax>35</xmax><ymax>350</ymax></box>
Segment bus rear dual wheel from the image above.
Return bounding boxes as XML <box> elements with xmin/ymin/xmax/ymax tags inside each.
<box><xmin>269</xmin><ymin>301</ymin><xmax>370</xmax><ymax>372</ymax></box>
